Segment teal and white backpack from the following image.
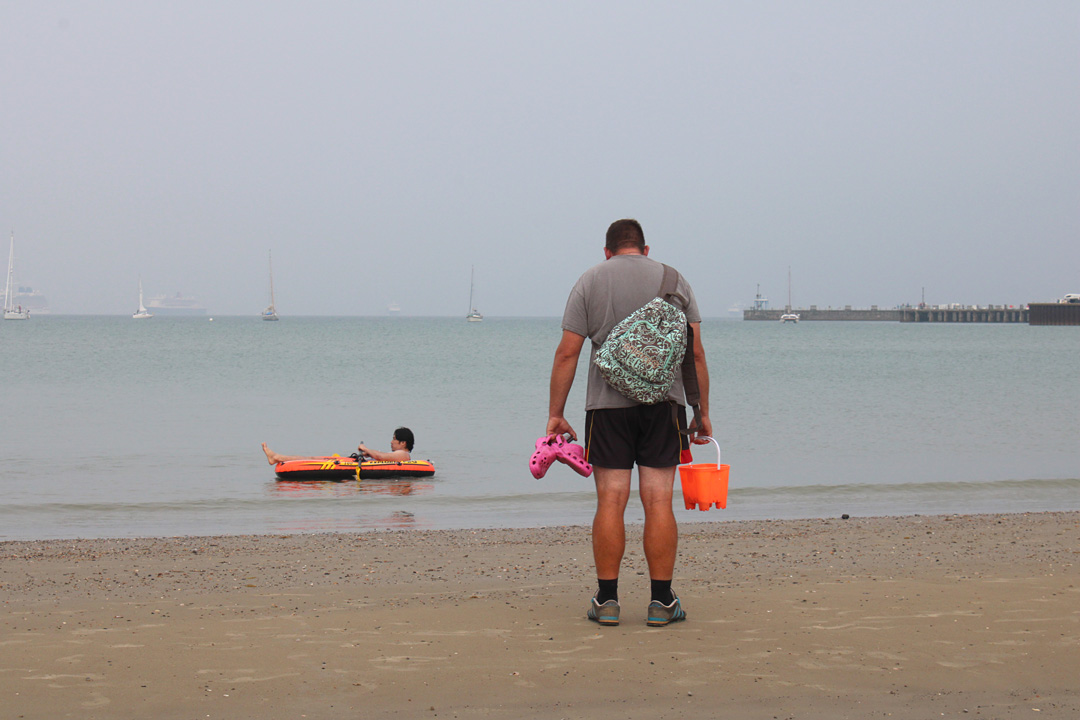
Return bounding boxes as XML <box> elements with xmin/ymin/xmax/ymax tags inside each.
<box><xmin>594</xmin><ymin>264</ymin><xmax>689</xmax><ymax>405</ymax></box>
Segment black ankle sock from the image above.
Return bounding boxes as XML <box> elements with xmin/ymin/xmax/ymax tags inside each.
<box><xmin>650</xmin><ymin>579</ymin><xmax>674</xmax><ymax>604</ymax></box>
<box><xmin>596</xmin><ymin>578</ymin><xmax>619</xmax><ymax>604</ymax></box>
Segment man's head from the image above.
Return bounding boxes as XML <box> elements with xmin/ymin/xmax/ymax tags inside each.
<box><xmin>393</xmin><ymin>427</ymin><xmax>415</xmax><ymax>452</ymax></box>
<box><xmin>605</xmin><ymin>219</ymin><xmax>647</xmax><ymax>257</ymax></box>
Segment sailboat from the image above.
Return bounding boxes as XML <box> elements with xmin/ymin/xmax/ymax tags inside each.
<box><xmin>261</xmin><ymin>250</ymin><xmax>279</xmax><ymax>321</ymax></box>
<box><xmin>780</xmin><ymin>266</ymin><xmax>799</xmax><ymax>323</ymax></box>
<box><xmin>4</xmin><ymin>232</ymin><xmax>29</xmax><ymax>320</ymax></box>
<box><xmin>466</xmin><ymin>266</ymin><xmax>483</xmax><ymax>322</ymax></box>
<box><xmin>133</xmin><ymin>278</ymin><xmax>153</xmax><ymax>319</ymax></box>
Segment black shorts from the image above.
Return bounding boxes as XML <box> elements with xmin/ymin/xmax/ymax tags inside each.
<box><xmin>584</xmin><ymin>403</ymin><xmax>689</xmax><ymax>470</ymax></box>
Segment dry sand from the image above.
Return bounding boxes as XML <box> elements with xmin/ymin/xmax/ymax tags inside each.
<box><xmin>2</xmin><ymin>512</ymin><xmax>1078</xmax><ymax>719</ymax></box>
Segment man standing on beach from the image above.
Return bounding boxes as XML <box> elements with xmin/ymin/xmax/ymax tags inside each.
<box><xmin>547</xmin><ymin>218</ymin><xmax>711</xmax><ymax>627</ymax></box>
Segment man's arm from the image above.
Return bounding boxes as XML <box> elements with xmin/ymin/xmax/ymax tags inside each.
<box><xmin>547</xmin><ymin>329</ymin><xmax>586</xmax><ymax>440</ymax></box>
<box><xmin>689</xmin><ymin>321</ymin><xmax>712</xmax><ymax>443</ymax></box>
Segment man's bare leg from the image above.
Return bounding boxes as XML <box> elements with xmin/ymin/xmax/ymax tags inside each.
<box><xmin>638</xmin><ymin>465</ymin><xmax>678</xmax><ymax>581</ymax></box>
<box><xmin>592</xmin><ymin>467</ymin><xmax>632</xmax><ymax>579</ymax></box>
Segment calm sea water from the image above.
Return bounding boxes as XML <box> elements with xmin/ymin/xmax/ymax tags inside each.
<box><xmin>1</xmin><ymin>316</ymin><xmax>1077</xmax><ymax>541</ymax></box>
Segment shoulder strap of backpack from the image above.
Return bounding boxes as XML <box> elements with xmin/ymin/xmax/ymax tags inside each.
<box><xmin>658</xmin><ymin>265</ymin><xmax>703</xmax><ymax>436</ymax></box>
<box><xmin>676</xmin><ymin>323</ymin><xmax>703</xmax><ymax>436</ymax></box>
<box><xmin>658</xmin><ymin>264</ymin><xmax>687</xmax><ymax>307</ymax></box>
<box><xmin>681</xmin><ymin>323</ymin><xmax>700</xmax><ymax>408</ymax></box>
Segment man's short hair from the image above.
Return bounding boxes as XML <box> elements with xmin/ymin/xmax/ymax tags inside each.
<box><xmin>394</xmin><ymin>427</ymin><xmax>415</xmax><ymax>452</ymax></box>
<box><xmin>605</xmin><ymin>219</ymin><xmax>646</xmax><ymax>253</ymax></box>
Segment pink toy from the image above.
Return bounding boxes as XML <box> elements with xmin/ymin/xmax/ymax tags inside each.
<box><xmin>530</xmin><ymin>434</ymin><xmax>593</xmax><ymax>479</ymax></box>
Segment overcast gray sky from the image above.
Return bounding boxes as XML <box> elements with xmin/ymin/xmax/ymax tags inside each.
<box><xmin>3</xmin><ymin>1</ymin><xmax>1077</xmax><ymax>316</ymax></box>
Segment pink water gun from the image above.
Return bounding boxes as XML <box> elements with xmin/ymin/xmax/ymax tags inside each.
<box><xmin>530</xmin><ymin>433</ymin><xmax>593</xmax><ymax>479</ymax></box>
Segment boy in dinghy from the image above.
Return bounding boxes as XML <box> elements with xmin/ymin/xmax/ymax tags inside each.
<box><xmin>262</xmin><ymin>427</ymin><xmax>414</xmax><ymax>464</ymax></box>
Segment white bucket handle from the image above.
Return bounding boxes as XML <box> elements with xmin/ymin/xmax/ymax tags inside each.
<box><xmin>696</xmin><ymin>436</ymin><xmax>721</xmax><ymax>466</ymax></box>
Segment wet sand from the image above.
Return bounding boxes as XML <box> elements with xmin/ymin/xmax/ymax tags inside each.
<box><xmin>2</xmin><ymin>512</ymin><xmax>1078</xmax><ymax>719</ymax></box>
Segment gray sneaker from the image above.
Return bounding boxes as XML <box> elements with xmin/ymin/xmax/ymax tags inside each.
<box><xmin>646</xmin><ymin>593</ymin><xmax>687</xmax><ymax>627</ymax></box>
<box><xmin>587</xmin><ymin>595</ymin><xmax>621</xmax><ymax>626</ymax></box>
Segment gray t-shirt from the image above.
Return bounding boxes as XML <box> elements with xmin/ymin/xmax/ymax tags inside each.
<box><xmin>561</xmin><ymin>253</ymin><xmax>701</xmax><ymax>410</ymax></box>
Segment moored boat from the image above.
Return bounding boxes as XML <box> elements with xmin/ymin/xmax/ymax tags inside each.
<box><xmin>780</xmin><ymin>267</ymin><xmax>799</xmax><ymax>324</ymax></box>
<box><xmin>133</xmin><ymin>278</ymin><xmax>153</xmax><ymax>319</ymax></box>
<box><xmin>262</xmin><ymin>250</ymin><xmax>279</xmax><ymax>320</ymax></box>
<box><xmin>466</xmin><ymin>265</ymin><xmax>483</xmax><ymax>321</ymax></box>
<box><xmin>4</xmin><ymin>232</ymin><xmax>29</xmax><ymax>320</ymax></box>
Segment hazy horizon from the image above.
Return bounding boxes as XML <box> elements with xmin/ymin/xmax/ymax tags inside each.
<box><xmin>3</xmin><ymin>2</ymin><xmax>1077</xmax><ymax>316</ymax></box>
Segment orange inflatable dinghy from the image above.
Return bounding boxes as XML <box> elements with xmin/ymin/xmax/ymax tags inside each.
<box><xmin>274</xmin><ymin>456</ymin><xmax>435</xmax><ymax>481</ymax></box>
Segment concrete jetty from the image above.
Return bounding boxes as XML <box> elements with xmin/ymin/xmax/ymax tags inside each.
<box><xmin>744</xmin><ymin>305</ymin><xmax>1031</xmax><ymax>323</ymax></box>
<box><xmin>744</xmin><ymin>292</ymin><xmax>1079</xmax><ymax>324</ymax></box>
<box><xmin>744</xmin><ymin>306</ymin><xmax>901</xmax><ymax>321</ymax></box>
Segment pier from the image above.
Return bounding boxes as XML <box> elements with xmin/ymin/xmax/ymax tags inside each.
<box><xmin>744</xmin><ymin>305</ymin><xmax>1031</xmax><ymax>323</ymax></box>
<box><xmin>744</xmin><ymin>306</ymin><xmax>901</xmax><ymax>322</ymax></box>
<box><xmin>742</xmin><ymin>290</ymin><xmax>1080</xmax><ymax>324</ymax></box>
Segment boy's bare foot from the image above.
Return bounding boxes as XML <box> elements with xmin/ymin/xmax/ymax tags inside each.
<box><xmin>262</xmin><ymin>442</ymin><xmax>282</xmax><ymax>465</ymax></box>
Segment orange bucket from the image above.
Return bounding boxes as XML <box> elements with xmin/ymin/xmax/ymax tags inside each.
<box><xmin>678</xmin><ymin>437</ymin><xmax>729</xmax><ymax>511</ymax></box>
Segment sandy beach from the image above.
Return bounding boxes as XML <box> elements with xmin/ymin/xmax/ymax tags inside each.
<box><xmin>2</xmin><ymin>512</ymin><xmax>1078</xmax><ymax>719</ymax></box>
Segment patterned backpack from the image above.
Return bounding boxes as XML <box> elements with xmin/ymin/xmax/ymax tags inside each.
<box><xmin>594</xmin><ymin>264</ymin><xmax>689</xmax><ymax>405</ymax></box>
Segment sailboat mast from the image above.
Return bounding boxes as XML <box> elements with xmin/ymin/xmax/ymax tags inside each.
<box><xmin>787</xmin><ymin>266</ymin><xmax>792</xmax><ymax>312</ymax></box>
<box><xmin>5</xmin><ymin>233</ymin><xmax>14</xmax><ymax>310</ymax></box>
<box><xmin>268</xmin><ymin>251</ymin><xmax>276</xmax><ymax>307</ymax></box>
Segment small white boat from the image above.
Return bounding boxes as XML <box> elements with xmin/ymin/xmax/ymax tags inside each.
<box><xmin>466</xmin><ymin>265</ymin><xmax>483</xmax><ymax>322</ymax></box>
<box><xmin>133</xmin><ymin>278</ymin><xmax>153</xmax><ymax>319</ymax></box>
<box><xmin>262</xmin><ymin>250</ymin><xmax>279</xmax><ymax>321</ymax></box>
<box><xmin>4</xmin><ymin>232</ymin><xmax>29</xmax><ymax>320</ymax></box>
<box><xmin>780</xmin><ymin>267</ymin><xmax>798</xmax><ymax>324</ymax></box>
